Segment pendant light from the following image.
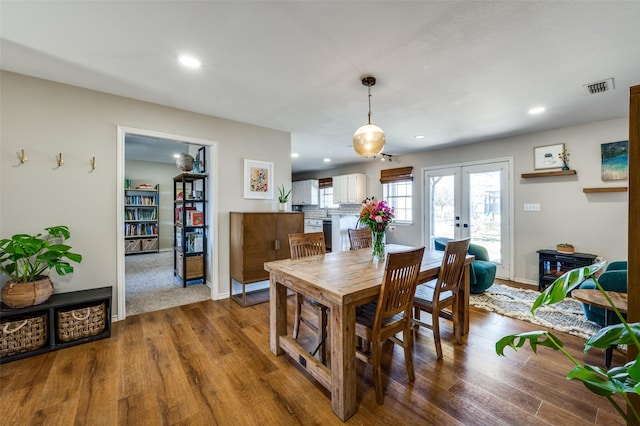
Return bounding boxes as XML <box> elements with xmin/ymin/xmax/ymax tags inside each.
<box><xmin>353</xmin><ymin>76</ymin><xmax>386</xmax><ymax>158</ymax></box>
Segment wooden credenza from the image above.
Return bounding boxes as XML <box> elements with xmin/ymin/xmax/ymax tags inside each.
<box><xmin>229</xmin><ymin>212</ymin><xmax>303</xmax><ymax>306</ymax></box>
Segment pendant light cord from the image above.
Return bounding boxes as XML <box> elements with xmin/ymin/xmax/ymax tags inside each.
<box><xmin>367</xmin><ymin>85</ymin><xmax>372</xmax><ymax>125</ymax></box>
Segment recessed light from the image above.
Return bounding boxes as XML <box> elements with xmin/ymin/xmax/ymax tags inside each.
<box><xmin>178</xmin><ymin>55</ymin><xmax>202</xmax><ymax>69</ymax></box>
<box><xmin>415</xmin><ymin>135</ymin><xmax>425</xmax><ymax>139</ymax></box>
<box><xmin>291</xmin><ymin>153</ymin><xmax>299</xmax><ymax>158</ymax></box>
<box><xmin>528</xmin><ymin>106</ymin><xmax>546</xmax><ymax>115</ymax></box>
<box><xmin>323</xmin><ymin>158</ymin><xmax>331</xmax><ymax>163</ymax></box>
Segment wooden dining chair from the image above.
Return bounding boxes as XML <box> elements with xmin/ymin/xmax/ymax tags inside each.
<box><xmin>355</xmin><ymin>246</ymin><xmax>425</xmax><ymax>404</ymax></box>
<box><xmin>348</xmin><ymin>228</ymin><xmax>372</xmax><ymax>250</ymax></box>
<box><xmin>288</xmin><ymin>232</ymin><xmax>329</xmax><ymax>363</ymax></box>
<box><xmin>412</xmin><ymin>237</ymin><xmax>470</xmax><ymax>359</ymax></box>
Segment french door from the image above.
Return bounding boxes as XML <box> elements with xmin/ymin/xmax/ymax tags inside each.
<box><xmin>424</xmin><ymin>160</ymin><xmax>512</xmax><ymax>279</ymax></box>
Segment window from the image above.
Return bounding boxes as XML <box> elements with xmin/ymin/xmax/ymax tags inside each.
<box><xmin>381</xmin><ymin>167</ymin><xmax>413</xmax><ymax>224</ymax></box>
<box><xmin>318</xmin><ymin>178</ymin><xmax>338</xmax><ymax>209</ymax></box>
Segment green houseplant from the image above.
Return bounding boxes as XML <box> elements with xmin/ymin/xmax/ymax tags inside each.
<box><xmin>0</xmin><ymin>225</ymin><xmax>82</xmax><ymax>308</ymax></box>
<box><xmin>278</xmin><ymin>184</ymin><xmax>292</xmax><ymax>211</ymax></box>
<box><xmin>496</xmin><ymin>262</ymin><xmax>640</xmax><ymax>424</ymax></box>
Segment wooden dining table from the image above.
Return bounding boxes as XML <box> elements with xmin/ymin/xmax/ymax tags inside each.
<box><xmin>264</xmin><ymin>244</ymin><xmax>474</xmax><ymax>421</ymax></box>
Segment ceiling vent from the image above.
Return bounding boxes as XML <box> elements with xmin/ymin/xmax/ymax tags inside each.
<box><xmin>582</xmin><ymin>78</ymin><xmax>614</xmax><ymax>95</ymax></box>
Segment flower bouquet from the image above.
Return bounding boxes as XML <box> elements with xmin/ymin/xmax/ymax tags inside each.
<box><xmin>358</xmin><ymin>197</ymin><xmax>395</xmax><ymax>261</ymax></box>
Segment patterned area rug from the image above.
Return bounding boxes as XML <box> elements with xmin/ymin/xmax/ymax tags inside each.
<box><xmin>470</xmin><ymin>283</ymin><xmax>602</xmax><ymax>339</ymax></box>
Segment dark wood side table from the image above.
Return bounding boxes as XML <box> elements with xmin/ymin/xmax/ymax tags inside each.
<box><xmin>537</xmin><ymin>250</ymin><xmax>597</xmax><ymax>291</ymax></box>
<box><xmin>572</xmin><ymin>289</ymin><xmax>627</xmax><ymax>368</ymax></box>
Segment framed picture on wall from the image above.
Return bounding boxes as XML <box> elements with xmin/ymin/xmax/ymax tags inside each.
<box><xmin>601</xmin><ymin>140</ymin><xmax>628</xmax><ymax>181</ymax></box>
<box><xmin>244</xmin><ymin>159</ymin><xmax>273</xmax><ymax>199</ymax></box>
<box><xmin>534</xmin><ymin>143</ymin><xmax>564</xmax><ymax>170</ymax></box>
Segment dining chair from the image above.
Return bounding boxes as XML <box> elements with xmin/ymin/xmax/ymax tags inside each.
<box><xmin>412</xmin><ymin>237</ymin><xmax>470</xmax><ymax>359</ymax></box>
<box><xmin>288</xmin><ymin>232</ymin><xmax>329</xmax><ymax>363</ymax></box>
<box><xmin>355</xmin><ymin>246</ymin><xmax>425</xmax><ymax>404</ymax></box>
<box><xmin>348</xmin><ymin>228</ymin><xmax>372</xmax><ymax>250</ymax></box>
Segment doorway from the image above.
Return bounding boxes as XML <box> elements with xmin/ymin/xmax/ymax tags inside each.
<box><xmin>423</xmin><ymin>159</ymin><xmax>513</xmax><ymax>279</ymax></box>
<box><xmin>116</xmin><ymin>126</ymin><xmax>218</xmax><ymax>320</ymax></box>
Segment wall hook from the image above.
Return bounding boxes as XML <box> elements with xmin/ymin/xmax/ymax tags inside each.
<box><xmin>90</xmin><ymin>156</ymin><xmax>97</xmax><ymax>172</ymax></box>
<box><xmin>56</xmin><ymin>153</ymin><xmax>64</xmax><ymax>167</ymax></box>
<box><xmin>19</xmin><ymin>149</ymin><xmax>28</xmax><ymax>164</ymax></box>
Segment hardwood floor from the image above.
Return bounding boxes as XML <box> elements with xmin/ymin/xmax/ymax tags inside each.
<box><xmin>0</xmin><ymin>293</ymin><xmax>626</xmax><ymax>425</ymax></box>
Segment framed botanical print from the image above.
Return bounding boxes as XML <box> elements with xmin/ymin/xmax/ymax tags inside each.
<box><xmin>244</xmin><ymin>159</ymin><xmax>273</xmax><ymax>199</ymax></box>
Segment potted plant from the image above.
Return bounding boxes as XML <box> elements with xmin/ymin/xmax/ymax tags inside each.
<box><xmin>556</xmin><ymin>243</ymin><xmax>575</xmax><ymax>254</ymax></box>
<box><xmin>0</xmin><ymin>225</ymin><xmax>82</xmax><ymax>308</ymax></box>
<box><xmin>277</xmin><ymin>185</ymin><xmax>292</xmax><ymax>211</ymax></box>
<box><xmin>496</xmin><ymin>262</ymin><xmax>640</xmax><ymax>424</ymax></box>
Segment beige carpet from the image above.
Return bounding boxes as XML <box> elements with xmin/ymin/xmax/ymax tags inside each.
<box><xmin>125</xmin><ymin>251</ymin><xmax>210</xmax><ymax>316</ymax></box>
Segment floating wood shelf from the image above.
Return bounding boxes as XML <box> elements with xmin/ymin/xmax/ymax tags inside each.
<box><xmin>521</xmin><ymin>170</ymin><xmax>577</xmax><ymax>178</ymax></box>
<box><xmin>582</xmin><ymin>186</ymin><xmax>628</xmax><ymax>193</ymax></box>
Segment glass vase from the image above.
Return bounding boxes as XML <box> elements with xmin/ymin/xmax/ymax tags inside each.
<box><xmin>371</xmin><ymin>230</ymin><xmax>386</xmax><ymax>262</ymax></box>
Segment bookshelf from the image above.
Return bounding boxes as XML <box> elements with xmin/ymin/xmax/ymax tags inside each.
<box><xmin>173</xmin><ymin>174</ymin><xmax>207</xmax><ymax>287</ymax></box>
<box><xmin>124</xmin><ymin>184</ymin><xmax>159</xmax><ymax>255</ymax></box>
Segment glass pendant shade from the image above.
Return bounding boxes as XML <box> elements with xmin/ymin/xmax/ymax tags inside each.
<box><xmin>353</xmin><ymin>123</ymin><xmax>386</xmax><ymax>157</ymax></box>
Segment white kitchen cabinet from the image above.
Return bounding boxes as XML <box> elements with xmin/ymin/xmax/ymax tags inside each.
<box><xmin>332</xmin><ymin>173</ymin><xmax>366</xmax><ymax>204</ymax></box>
<box><xmin>292</xmin><ymin>180</ymin><xmax>318</xmax><ymax>205</ymax></box>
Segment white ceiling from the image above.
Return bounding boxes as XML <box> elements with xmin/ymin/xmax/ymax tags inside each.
<box><xmin>2</xmin><ymin>1</ymin><xmax>639</xmax><ymax>173</ymax></box>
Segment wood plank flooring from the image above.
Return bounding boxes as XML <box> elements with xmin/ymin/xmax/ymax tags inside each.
<box><xmin>0</xmin><ymin>292</ymin><xmax>627</xmax><ymax>425</ymax></box>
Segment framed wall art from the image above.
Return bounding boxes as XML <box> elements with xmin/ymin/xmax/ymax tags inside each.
<box><xmin>534</xmin><ymin>143</ymin><xmax>564</xmax><ymax>170</ymax></box>
<box><xmin>244</xmin><ymin>159</ymin><xmax>273</xmax><ymax>199</ymax></box>
<box><xmin>601</xmin><ymin>140</ymin><xmax>628</xmax><ymax>181</ymax></box>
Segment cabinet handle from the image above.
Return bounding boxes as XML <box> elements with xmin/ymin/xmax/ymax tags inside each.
<box><xmin>275</xmin><ymin>240</ymin><xmax>280</xmax><ymax>250</ymax></box>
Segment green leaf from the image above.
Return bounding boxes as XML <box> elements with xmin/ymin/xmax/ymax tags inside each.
<box><xmin>495</xmin><ymin>331</ymin><xmax>562</xmax><ymax>356</ymax></box>
<box><xmin>585</xmin><ymin>324</ymin><xmax>640</xmax><ymax>350</ymax></box>
<box><xmin>531</xmin><ymin>261</ymin><xmax>607</xmax><ymax>314</ymax></box>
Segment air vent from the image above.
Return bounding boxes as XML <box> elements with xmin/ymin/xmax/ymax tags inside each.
<box><xmin>582</xmin><ymin>78</ymin><xmax>614</xmax><ymax>95</ymax></box>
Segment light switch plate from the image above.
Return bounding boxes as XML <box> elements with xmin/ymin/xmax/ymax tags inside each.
<box><xmin>524</xmin><ymin>203</ymin><xmax>541</xmax><ymax>211</ymax></box>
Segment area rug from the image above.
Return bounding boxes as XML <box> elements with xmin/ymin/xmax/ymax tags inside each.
<box><xmin>470</xmin><ymin>283</ymin><xmax>602</xmax><ymax>339</ymax></box>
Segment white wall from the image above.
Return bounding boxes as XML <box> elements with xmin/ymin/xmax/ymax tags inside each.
<box><xmin>295</xmin><ymin>117</ymin><xmax>629</xmax><ymax>285</ymax></box>
<box><xmin>0</xmin><ymin>71</ymin><xmax>292</xmax><ymax>316</ymax></box>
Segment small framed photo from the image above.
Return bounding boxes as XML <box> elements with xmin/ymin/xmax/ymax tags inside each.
<box><xmin>534</xmin><ymin>143</ymin><xmax>564</xmax><ymax>170</ymax></box>
<box><xmin>244</xmin><ymin>159</ymin><xmax>273</xmax><ymax>199</ymax></box>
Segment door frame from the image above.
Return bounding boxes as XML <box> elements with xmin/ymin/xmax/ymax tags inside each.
<box><xmin>422</xmin><ymin>157</ymin><xmax>514</xmax><ymax>280</ymax></box>
<box><xmin>116</xmin><ymin>126</ymin><xmax>219</xmax><ymax>321</ymax></box>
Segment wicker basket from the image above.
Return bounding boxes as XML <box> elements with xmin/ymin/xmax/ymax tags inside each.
<box><xmin>1</xmin><ymin>277</ymin><xmax>54</xmax><ymax>308</ymax></box>
<box><xmin>57</xmin><ymin>303</ymin><xmax>106</xmax><ymax>342</ymax></box>
<box><xmin>0</xmin><ymin>314</ymin><xmax>48</xmax><ymax>358</ymax></box>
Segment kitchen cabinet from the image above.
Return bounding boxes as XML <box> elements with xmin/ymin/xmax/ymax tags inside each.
<box><xmin>292</xmin><ymin>179</ymin><xmax>319</xmax><ymax>205</ymax></box>
<box><xmin>229</xmin><ymin>212</ymin><xmax>303</xmax><ymax>306</ymax></box>
<box><xmin>332</xmin><ymin>173</ymin><xmax>366</xmax><ymax>204</ymax></box>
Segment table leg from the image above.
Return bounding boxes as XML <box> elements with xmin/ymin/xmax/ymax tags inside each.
<box><xmin>605</xmin><ymin>309</ymin><xmax>613</xmax><ymax>368</ymax></box>
<box><xmin>330</xmin><ymin>303</ymin><xmax>358</xmax><ymax>421</ymax></box>
<box><xmin>269</xmin><ymin>273</ymin><xmax>287</xmax><ymax>356</ymax></box>
<box><xmin>458</xmin><ymin>263</ymin><xmax>471</xmax><ymax>335</ymax></box>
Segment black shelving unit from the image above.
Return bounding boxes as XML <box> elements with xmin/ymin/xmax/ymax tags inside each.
<box><xmin>537</xmin><ymin>249</ymin><xmax>597</xmax><ymax>291</ymax></box>
<box><xmin>0</xmin><ymin>287</ymin><xmax>112</xmax><ymax>363</ymax></box>
<box><xmin>173</xmin><ymin>173</ymin><xmax>207</xmax><ymax>287</ymax></box>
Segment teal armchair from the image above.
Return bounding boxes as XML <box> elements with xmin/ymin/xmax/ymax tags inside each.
<box><xmin>434</xmin><ymin>237</ymin><xmax>497</xmax><ymax>293</ymax></box>
<box><xmin>579</xmin><ymin>260</ymin><xmax>627</xmax><ymax>326</ymax></box>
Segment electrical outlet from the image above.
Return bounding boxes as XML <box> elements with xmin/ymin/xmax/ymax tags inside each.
<box><xmin>524</xmin><ymin>203</ymin><xmax>541</xmax><ymax>211</ymax></box>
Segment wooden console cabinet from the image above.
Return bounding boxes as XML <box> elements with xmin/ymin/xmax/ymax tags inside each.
<box><xmin>0</xmin><ymin>287</ymin><xmax>112</xmax><ymax>363</ymax></box>
<box><xmin>230</xmin><ymin>212</ymin><xmax>303</xmax><ymax>306</ymax></box>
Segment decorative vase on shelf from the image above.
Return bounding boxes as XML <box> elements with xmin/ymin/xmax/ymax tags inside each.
<box><xmin>371</xmin><ymin>230</ymin><xmax>386</xmax><ymax>262</ymax></box>
<box><xmin>562</xmin><ymin>163</ymin><xmax>570</xmax><ymax>171</ymax></box>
